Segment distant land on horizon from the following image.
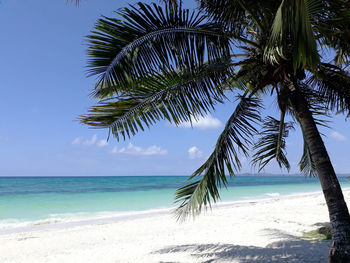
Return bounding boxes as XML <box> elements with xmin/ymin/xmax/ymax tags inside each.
<box><xmin>0</xmin><ymin>173</ymin><xmax>349</xmax><ymax>177</ymax></box>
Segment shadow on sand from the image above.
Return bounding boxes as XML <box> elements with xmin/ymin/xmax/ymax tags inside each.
<box><xmin>153</xmin><ymin>229</ymin><xmax>330</xmax><ymax>263</ymax></box>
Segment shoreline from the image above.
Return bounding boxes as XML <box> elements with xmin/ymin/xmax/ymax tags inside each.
<box><xmin>2</xmin><ymin>176</ymin><xmax>350</xmax><ymax>235</ymax></box>
<box><xmin>1</xmin><ymin>174</ymin><xmax>349</xmax><ymax>177</ymax></box>
<box><xmin>2</xmin><ymin>188</ymin><xmax>348</xmax><ymax>235</ymax></box>
<box><xmin>2</xmin><ymin>189</ymin><xmax>348</xmax><ymax>262</ymax></box>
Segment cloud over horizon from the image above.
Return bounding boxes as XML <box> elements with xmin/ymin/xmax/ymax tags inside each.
<box><xmin>330</xmin><ymin>131</ymin><xmax>348</xmax><ymax>142</ymax></box>
<box><xmin>188</xmin><ymin>146</ymin><xmax>203</xmax><ymax>159</ymax></box>
<box><xmin>110</xmin><ymin>143</ymin><xmax>168</xmax><ymax>156</ymax></box>
<box><xmin>97</xmin><ymin>139</ymin><xmax>108</xmax><ymax>147</ymax></box>
<box><xmin>71</xmin><ymin>135</ymin><xmax>108</xmax><ymax>147</ymax></box>
<box><xmin>71</xmin><ymin>137</ymin><xmax>83</xmax><ymax>145</ymax></box>
<box><xmin>178</xmin><ymin>115</ymin><xmax>222</xmax><ymax>130</ymax></box>
<box><xmin>83</xmin><ymin>134</ymin><xmax>97</xmax><ymax>145</ymax></box>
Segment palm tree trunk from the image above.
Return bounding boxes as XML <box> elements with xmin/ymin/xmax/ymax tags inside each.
<box><xmin>285</xmin><ymin>79</ymin><xmax>350</xmax><ymax>263</ymax></box>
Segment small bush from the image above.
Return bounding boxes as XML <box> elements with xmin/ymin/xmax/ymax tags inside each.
<box><xmin>318</xmin><ymin>226</ymin><xmax>332</xmax><ymax>240</ymax></box>
<box><xmin>301</xmin><ymin>225</ymin><xmax>332</xmax><ymax>241</ymax></box>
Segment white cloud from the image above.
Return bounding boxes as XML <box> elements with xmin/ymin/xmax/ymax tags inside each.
<box><xmin>141</xmin><ymin>145</ymin><xmax>168</xmax><ymax>155</ymax></box>
<box><xmin>111</xmin><ymin>143</ymin><xmax>167</xmax><ymax>156</ymax></box>
<box><xmin>188</xmin><ymin>146</ymin><xmax>203</xmax><ymax>159</ymax></box>
<box><xmin>179</xmin><ymin>114</ymin><xmax>222</xmax><ymax>130</ymax></box>
<box><xmin>110</xmin><ymin>146</ymin><xmax>119</xmax><ymax>154</ymax></box>
<box><xmin>72</xmin><ymin>135</ymin><xmax>103</xmax><ymax>146</ymax></box>
<box><xmin>330</xmin><ymin>131</ymin><xmax>348</xmax><ymax>142</ymax></box>
<box><xmin>83</xmin><ymin>134</ymin><xmax>97</xmax><ymax>145</ymax></box>
<box><xmin>71</xmin><ymin>137</ymin><xmax>82</xmax><ymax>145</ymax></box>
<box><xmin>97</xmin><ymin>139</ymin><xmax>108</xmax><ymax>147</ymax></box>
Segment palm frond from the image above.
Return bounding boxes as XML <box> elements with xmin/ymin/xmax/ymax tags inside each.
<box><xmin>199</xmin><ymin>0</ymin><xmax>249</xmax><ymax>32</ymax></box>
<box><xmin>87</xmin><ymin>2</ymin><xmax>230</xmax><ymax>86</ymax></box>
<box><xmin>252</xmin><ymin>116</ymin><xmax>294</xmax><ymax>171</ymax></box>
<box><xmin>299</xmin><ymin>134</ymin><xmax>317</xmax><ymax>177</ymax></box>
<box><xmin>66</xmin><ymin>0</ymin><xmax>80</xmax><ymax>4</ymax></box>
<box><xmin>265</xmin><ymin>0</ymin><xmax>320</xmax><ymax>71</ymax></box>
<box><xmin>161</xmin><ymin>0</ymin><xmax>181</xmax><ymax>9</ymax></box>
<box><xmin>308</xmin><ymin>64</ymin><xmax>350</xmax><ymax>115</ymax></box>
<box><xmin>175</xmin><ymin>96</ymin><xmax>262</xmax><ymax>220</ymax></box>
<box><xmin>234</xmin><ymin>57</ymin><xmax>273</xmax><ymax>94</ymax></box>
<box><xmin>315</xmin><ymin>2</ymin><xmax>350</xmax><ymax>63</ymax></box>
<box><xmin>198</xmin><ymin>0</ymin><xmax>280</xmax><ymax>34</ymax></box>
<box><xmin>290</xmin><ymin>83</ymin><xmax>330</xmax><ymax>130</ymax></box>
<box><xmin>334</xmin><ymin>50</ymin><xmax>350</xmax><ymax>68</ymax></box>
<box><xmin>81</xmin><ymin>61</ymin><xmax>232</xmax><ymax>140</ymax></box>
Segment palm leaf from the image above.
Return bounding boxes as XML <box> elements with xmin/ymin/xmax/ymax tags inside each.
<box><xmin>315</xmin><ymin>2</ymin><xmax>350</xmax><ymax>63</ymax></box>
<box><xmin>80</xmin><ymin>61</ymin><xmax>232</xmax><ymax>140</ymax></box>
<box><xmin>292</xmin><ymin>83</ymin><xmax>331</xmax><ymax>130</ymax></box>
<box><xmin>299</xmin><ymin>134</ymin><xmax>317</xmax><ymax>177</ymax></box>
<box><xmin>175</xmin><ymin>96</ymin><xmax>262</xmax><ymax>220</ymax></box>
<box><xmin>252</xmin><ymin>116</ymin><xmax>294</xmax><ymax>171</ymax></box>
<box><xmin>66</xmin><ymin>0</ymin><xmax>80</xmax><ymax>4</ymax></box>
<box><xmin>198</xmin><ymin>0</ymin><xmax>281</xmax><ymax>34</ymax></box>
<box><xmin>265</xmin><ymin>0</ymin><xmax>320</xmax><ymax>71</ymax></box>
<box><xmin>308</xmin><ymin>64</ymin><xmax>350</xmax><ymax>115</ymax></box>
<box><xmin>87</xmin><ymin>2</ymin><xmax>230</xmax><ymax>86</ymax></box>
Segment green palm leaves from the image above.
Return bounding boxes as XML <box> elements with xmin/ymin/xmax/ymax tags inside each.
<box><xmin>266</xmin><ymin>0</ymin><xmax>320</xmax><ymax>70</ymax></box>
<box><xmin>81</xmin><ymin>62</ymin><xmax>231</xmax><ymax>140</ymax></box>
<box><xmin>253</xmin><ymin>116</ymin><xmax>294</xmax><ymax>171</ymax></box>
<box><xmin>299</xmin><ymin>137</ymin><xmax>317</xmax><ymax>177</ymax></box>
<box><xmin>175</xmin><ymin>96</ymin><xmax>261</xmax><ymax>219</ymax></box>
<box><xmin>87</xmin><ymin>2</ymin><xmax>229</xmax><ymax>87</ymax></box>
<box><xmin>310</xmin><ymin>64</ymin><xmax>350</xmax><ymax>115</ymax></box>
<box><xmin>82</xmin><ymin>1</ymin><xmax>350</xmax><ymax>219</ymax></box>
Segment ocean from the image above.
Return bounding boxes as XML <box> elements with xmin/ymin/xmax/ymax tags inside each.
<box><xmin>1</xmin><ymin>175</ymin><xmax>350</xmax><ymax>231</ymax></box>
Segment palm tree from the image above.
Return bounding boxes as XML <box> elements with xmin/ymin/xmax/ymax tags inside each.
<box><xmin>80</xmin><ymin>1</ymin><xmax>350</xmax><ymax>261</ymax></box>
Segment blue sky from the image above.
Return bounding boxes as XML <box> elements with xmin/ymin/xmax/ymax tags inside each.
<box><xmin>0</xmin><ymin>0</ymin><xmax>349</xmax><ymax>176</ymax></box>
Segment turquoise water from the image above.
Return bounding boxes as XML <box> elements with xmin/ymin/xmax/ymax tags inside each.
<box><xmin>1</xmin><ymin>176</ymin><xmax>350</xmax><ymax>229</ymax></box>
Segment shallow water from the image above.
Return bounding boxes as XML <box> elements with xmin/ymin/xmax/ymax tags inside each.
<box><xmin>1</xmin><ymin>175</ymin><xmax>349</xmax><ymax>229</ymax></box>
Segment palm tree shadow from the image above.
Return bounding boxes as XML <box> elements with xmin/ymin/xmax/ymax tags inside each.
<box><xmin>153</xmin><ymin>230</ymin><xmax>330</xmax><ymax>263</ymax></box>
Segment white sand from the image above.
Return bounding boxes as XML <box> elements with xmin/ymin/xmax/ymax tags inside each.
<box><xmin>2</xmin><ymin>189</ymin><xmax>350</xmax><ymax>263</ymax></box>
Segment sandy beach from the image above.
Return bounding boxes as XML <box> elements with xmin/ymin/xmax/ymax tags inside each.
<box><xmin>2</xmin><ymin>189</ymin><xmax>349</xmax><ymax>263</ymax></box>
